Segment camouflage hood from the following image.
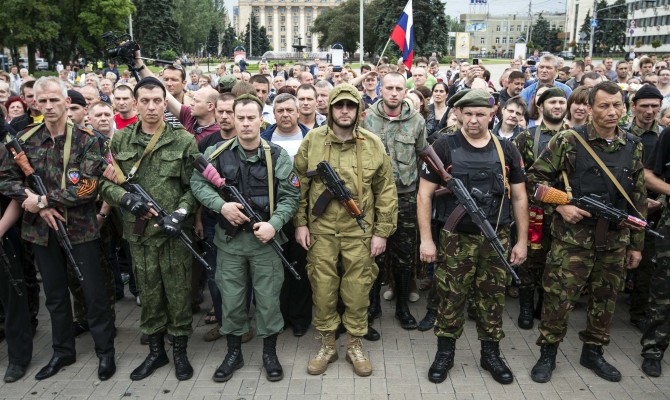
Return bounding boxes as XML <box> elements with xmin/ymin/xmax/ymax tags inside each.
<box><xmin>367</xmin><ymin>97</ymin><xmax>417</xmax><ymax>122</ymax></box>
<box><xmin>326</xmin><ymin>83</ymin><xmax>363</xmax><ymax>130</ymax></box>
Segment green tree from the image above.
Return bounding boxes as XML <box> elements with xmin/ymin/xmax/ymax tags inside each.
<box><xmin>173</xmin><ymin>0</ymin><xmax>219</xmax><ymax>54</ymax></box>
<box><xmin>134</xmin><ymin>0</ymin><xmax>182</xmax><ymax>58</ymax></box>
<box><xmin>220</xmin><ymin>25</ymin><xmax>239</xmax><ymax>58</ymax></box>
<box><xmin>531</xmin><ymin>14</ymin><xmax>562</xmax><ymax>52</ymax></box>
<box><xmin>312</xmin><ymin>0</ymin><xmax>363</xmax><ymax>54</ymax></box>
<box><xmin>597</xmin><ymin>0</ymin><xmax>626</xmax><ymax>53</ymax></box>
<box><xmin>242</xmin><ymin>14</ymin><xmax>270</xmax><ymax>57</ymax></box>
<box><xmin>370</xmin><ymin>0</ymin><xmax>450</xmax><ymax>57</ymax></box>
<box><xmin>206</xmin><ymin>24</ymin><xmax>220</xmax><ymax>56</ymax></box>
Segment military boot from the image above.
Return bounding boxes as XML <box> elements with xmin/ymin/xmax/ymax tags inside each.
<box><xmin>517</xmin><ymin>287</ymin><xmax>535</xmax><ymax>330</ymax></box>
<box><xmin>173</xmin><ymin>336</ymin><xmax>193</xmax><ymax>381</ymax></box>
<box><xmin>428</xmin><ymin>336</ymin><xmax>456</xmax><ymax>383</ymax></box>
<box><xmin>368</xmin><ymin>278</ymin><xmax>382</xmax><ymax>322</ymax></box>
<box><xmin>363</xmin><ymin>325</ymin><xmax>380</xmax><ymax>341</ymax></box>
<box><xmin>346</xmin><ymin>333</ymin><xmax>372</xmax><ymax>376</ymax></box>
<box><xmin>130</xmin><ymin>333</ymin><xmax>169</xmax><ymax>380</ymax></box>
<box><xmin>213</xmin><ymin>335</ymin><xmax>244</xmax><ymax>382</ymax></box>
<box><xmin>308</xmin><ymin>330</ymin><xmax>338</xmax><ymax>375</ymax></box>
<box><xmin>418</xmin><ymin>308</ymin><xmax>437</xmax><ymax>332</ymax></box>
<box><xmin>395</xmin><ymin>270</ymin><xmax>417</xmax><ymax>330</ymax></box>
<box><xmin>530</xmin><ymin>344</ymin><xmax>558</xmax><ymax>383</ymax></box>
<box><xmin>480</xmin><ymin>341</ymin><xmax>514</xmax><ymax>384</ymax></box>
<box><xmin>642</xmin><ymin>357</ymin><xmax>662</xmax><ymax>377</ymax></box>
<box><xmin>262</xmin><ymin>334</ymin><xmax>283</xmax><ymax>381</ymax></box>
<box><xmin>579</xmin><ymin>343</ymin><xmax>621</xmax><ymax>382</ymax></box>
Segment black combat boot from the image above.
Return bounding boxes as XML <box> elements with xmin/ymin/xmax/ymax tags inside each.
<box><xmin>130</xmin><ymin>333</ymin><xmax>169</xmax><ymax>380</ymax></box>
<box><xmin>173</xmin><ymin>336</ymin><xmax>193</xmax><ymax>381</ymax></box>
<box><xmin>213</xmin><ymin>335</ymin><xmax>244</xmax><ymax>382</ymax></box>
<box><xmin>395</xmin><ymin>270</ymin><xmax>417</xmax><ymax>330</ymax></box>
<box><xmin>480</xmin><ymin>341</ymin><xmax>514</xmax><ymax>384</ymax></box>
<box><xmin>262</xmin><ymin>334</ymin><xmax>283</xmax><ymax>381</ymax></box>
<box><xmin>642</xmin><ymin>357</ymin><xmax>662</xmax><ymax>377</ymax></box>
<box><xmin>530</xmin><ymin>344</ymin><xmax>558</xmax><ymax>383</ymax></box>
<box><xmin>517</xmin><ymin>287</ymin><xmax>535</xmax><ymax>330</ymax></box>
<box><xmin>579</xmin><ymin>343</ymin><xmax>621</xmax><ymax>382</ymax></box>
<box><xmin>428</xmin><ymin>337</ymin><xmax>456</xmax><ymax>383</ymax></box>
<box><xmin>417</xmin><ymin>308</ymin><xmax>437</xmax><ymax>332</ymax></box>
<box><xmin>368</xmin><ymin>278</ymin><xmax>382</xmax><ymax>322</ymax></box>
<box><xmin>363</xmin><ymin>325</ymin><xmax>380</xmax><ymax>341</ymax></box>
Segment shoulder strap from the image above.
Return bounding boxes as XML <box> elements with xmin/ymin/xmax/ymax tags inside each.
<box><xmin>261</xmin><ymin>139</ymin><xmax>275</xmax><ymax>216</ymax></box>
<box><xmin>532</xmin><ymin>125</ymin><xmax>543</xmax><ymax>160</ymax></box>
<box><xmin>571</xmin><ymin>128</ymin><xmax>641</xmax><ymax>217</ymax></box>
<box><xmin>207</xmin><ymin>137</ymin><xmax>237</xmax><ymax>161</ymax></box>
<box><xmin>21</xmin><ymin>122</ymin><xmax>74</xmax><ymax>191</ymax></box>
<box><xmin>490</xmin><ymin>133</ymin><xmax>510</xmax><ymax>199</ymax></box>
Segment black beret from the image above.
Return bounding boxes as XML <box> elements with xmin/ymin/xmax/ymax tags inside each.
<box><xmin>133</xmin><ymin>76</ymin><xmax>166</xmax><ymax>98</ymax></box>
<box><xmin>536</xmin><ymin>87</ymin><xmax>566</xmax><ymax>106</ymax></box>
<box><xmin>67</xmin><ymin>90</ymin><xmax>87</xmax><ymax>108</ymax></box>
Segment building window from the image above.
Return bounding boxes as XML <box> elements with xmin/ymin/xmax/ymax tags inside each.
<box><xmin>267</xmin><ymin>25</ymin><xmax>273</xmax><ymax>31</ymax></box>
<box><xmin>281</xmin><ymin>35</ymin><xmax>286</xmax><ymax>44</ymax></box>
<box><xmin>294</xmin><ymin>15</ymin><xmax>299</xmax><ymax>23</ymax></box>
<box><xmin>496</xmin><ymin>37</ymin><xmax>500</xmax><ymax>44</ymax></box>
<box><xmin>517</xmin><ymin>25</ymin><xmax>521</xmax><ymax>31</ymax></box>
<box><xmin>503</xmin><ymin>37</ymin><xmax>507</xmax><ymax>44</ymax></box>
<box><xmin>280</xmin><ymin>7</ymin><xmax>285</xmax><ymax>14</ymax></box>
<box><xmin>496</xmin><ymin>25</ymin><xmax>501</xmax><ymax>31</ymax></box>
<box><xmin>281</xmin><ymin>25</ymin><xmax>286</xmax><ymax>31</ymax></box>
<box><xmin>481</xmin><ymin>37</ymin><xmax>485</xmax><ymax>44</ymax></box>
<box><xmin>281</xmin><ymin>16</ymin><xmax>286</xmax><ymax>22</ymax></box>
<box><xmin>307</xmin><ymin>16</ymin><xmax>312</xmax><ymax>25</ymax></box>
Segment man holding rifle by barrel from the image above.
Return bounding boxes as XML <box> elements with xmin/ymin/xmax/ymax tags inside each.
<box><xmin>293</xmin><ymin>83</ymin><xmax>397</xmax><ymax>377</ymax></box>
<box><xmin>417</xmin><ymin>89</ymin><xmax>529</xmax><ymax>385</ymax></box>
<box><xmin>190</xmin><ymin>94</ymin><xmax>299</xmax><ymax>383</ymax></box>
<box><xmin>0</xmin><ymin>77</ymin><xmax>116</xmax><ymax>381</ymax></box>
<box><xmin>526</xmin><ymin>81</ymin><xmax>647</xmax><ymax>384</ymax></box>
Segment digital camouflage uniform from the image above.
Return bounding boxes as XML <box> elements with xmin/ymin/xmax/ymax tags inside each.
<box><xmin>527</xmin><ymin>123</ymin><xmax>647</xmax><ymax>346</ymax></box>
<box><xmin>294</xmin><ymin>86</ymin><xmax>398</xmax><ymax>337</ymax></box>
<box><xmin>190</xmin><ymin>138</ymin><xmax>300</xmax><ymax>338</ymax></box>
<box><xmin>623</xmin><ymin>119</ymin><xmax>661</xmax><ymax>326</ymax></box>
<box><xmin>513</xmin><ymin>122</ymin><xmax>567</xmax><ymax>291</ymax></box>
<box><xmin>0</xmin><ymin>122</ymin><xmax>115</xmax><ymax>360</ymax></box>
<box><xmin>100</xmin><ymin>121</ymin><xmax>199</xmax><ymax>337</ymax></box>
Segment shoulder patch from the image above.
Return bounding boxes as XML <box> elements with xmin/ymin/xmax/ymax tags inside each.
<box><xmin>288</xmin><ymin>171</ymin><xmax>300</xmax><ymax>188</ymax></box>
<box><xmin>79</xmin><ymin>127</ymin><xmax>95</xmax><ymax>136</ymax></box>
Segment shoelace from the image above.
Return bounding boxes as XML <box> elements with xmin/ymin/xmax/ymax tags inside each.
<box><xmin>348</xmin><ymin>338</ymin><xmax>367</xmax><ymax>361</ymax></box>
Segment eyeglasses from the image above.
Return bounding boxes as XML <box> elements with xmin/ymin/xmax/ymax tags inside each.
<box><xmin>333</xmin><ymin>100</ymin><xmax>357</xmax><ymax>109</ymax></box>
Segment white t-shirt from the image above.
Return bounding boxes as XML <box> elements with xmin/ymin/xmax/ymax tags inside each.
<box><xmin>271</xmin><ymin>130</ymin><xmax>303</xmax><ymax>161</ymax></box>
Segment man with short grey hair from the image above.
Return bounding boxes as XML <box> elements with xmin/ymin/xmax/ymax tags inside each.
<box><xmin>520</xmin><ymin>54</ymin><xmax>572</xmax><ymax>105</ymax></box>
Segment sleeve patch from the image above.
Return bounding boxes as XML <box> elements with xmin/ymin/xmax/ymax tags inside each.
<box><xmin>289</xmin><ymin>171</ymin><xmax>300</xmax><ymax>187</ymax></box>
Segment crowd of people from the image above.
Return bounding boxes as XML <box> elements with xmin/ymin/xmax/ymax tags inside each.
<box><xmin>0</xmin><ymin>46</ymin><xmax>669</xmax><ymax>389</ymax></box>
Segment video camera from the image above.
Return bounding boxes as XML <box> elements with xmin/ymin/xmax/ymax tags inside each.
<box><xmin>102</xmin><ymin>32</ymin><xmax>141</xmax><ymax>74</ymax></box>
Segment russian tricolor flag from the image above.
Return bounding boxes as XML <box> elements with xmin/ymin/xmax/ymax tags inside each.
<box><xmin>390</xmin><ymin>0</ymin><xmax>414</xmax><ymax>71</ymax></box>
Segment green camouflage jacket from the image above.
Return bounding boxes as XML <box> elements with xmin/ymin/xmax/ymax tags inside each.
<box><xmin>526</xmin><ymin>123</ymin><xmax>647</xmax><ymax>251</ymax></box>
<box><xmin>361</xmin><ymin>99</ymin><xmax>427</xmax><ymax>193</ymax></box>
<box><xmin>0</xmin><ymin>124</ymin><xmax>103</xmax><ymax>246</ymax></box>
<box><xmin>99</xmin><ymin>121</ymin><xmax>199</xmax><ymax>247</ymax></box>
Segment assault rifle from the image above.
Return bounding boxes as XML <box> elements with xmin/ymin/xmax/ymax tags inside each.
<box><xmin>420</xmin><ymin>146</ymin><xmax>521</xmax><ymax>285</ymax></box>
<box><xmin>534</xmin><ymin>184</ymin><xmax>664</xmax><ymax>239</ymax></box>
<box><xmin>307</xmin><ymin>161</ymin><xmax>367</xmax><ymax>233</ymax></box>
<box><xmin>5</xmin><ymin>137</ymin><xmax>83</xmax><ymax>281</ymax></box>
<box><xmin>192</xmin><ymin>155</ymin><xmax>300</xmax><ymax>280</ymax></box>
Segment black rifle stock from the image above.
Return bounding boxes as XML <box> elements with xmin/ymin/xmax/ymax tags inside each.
<box><xmin>420</xmin><ymin>146</ymin><xmax>521</xmax><ymax>285</ymax></box>
<box><xmin>5</xmin><ymin>137</ymin><xmax>83</xmax><ymax>281</ymax></box>
<box><xmin>308</xmin><ymin>161</ymin><xmax>367</xmax><ymax>233</ymax></box>
<box><xmin>192</xmin><ymin>155</ymin><xmax>300</xmax><ymax>280</ymax></box>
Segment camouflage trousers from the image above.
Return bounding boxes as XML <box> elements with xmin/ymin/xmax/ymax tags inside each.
<box><xmin>537</xmin><ymin>239</ymin><xmax>626</xmax><ymax>346</ymax></box>
<box><xmin>641</xmin><ymin>209</ymin><xmax>670</xmax><ymax>360</ymax></box>
<box><xmin>67</xmin><ymin>224</ymin><xmax>116</xmax><ymax>325</ymax></box>
<box><xmin>435</xmin><ymin>229</ymin><xmax>510</xmax><ymax>341</ymax></box>
<box><xmin>129</xmin><ymin>239</ymin><xmax>193</xmax><ymax>337</ymax></box>
<box><xmin>630</xmin><ymin>234</ymin><xmax>656</xmax><ymax>322</ymax></box>
<box><xmin>376</xmin><ymin>192</ymin><xmax>417</xmax><ymax>274</ymax></box>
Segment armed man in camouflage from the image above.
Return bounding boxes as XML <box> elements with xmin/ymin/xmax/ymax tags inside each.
<box><xmin>527</xmin><ymin>81</ymin><xmax>646</xmax><ymax>383</ymax></box>
<box><xmin>0</xmin><ymin>77</ymin><xmax>116</xmax><ymax>381</ymax></box>
<box><xmin>294</xmin><ymin>83</ymin><xmax>397</xmax><ymax>377</ymax></box>
<box><xmin>639</xmin><ymin>124</ymin><xmax>670</xmax><ymax>378</ymax></box>
<box><xmin>512</xmin><ymin>87</ymin><xmax>568</xmax><ymax>330</ymax></box>
<box><xmin>361</xmin><ymin>72</ymin><xmax>427</xmax><ymax>331</ymax></box>
<box><xmin>623</xmin><ymin>85</ymin><xmax>664</xmax><ymax>332</ymax></box>
<box><xmin>100</xmin><ymin>77</ymin><xmax>200</xmax><ymax>382</ymax></box>
<box><xmin>418</xmin><ymin>89</ymin><xmax>529</xmax><ymax>385</ymax></box>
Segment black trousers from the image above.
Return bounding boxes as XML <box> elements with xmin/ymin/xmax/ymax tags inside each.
<box><xmin>279</xmin><ymin>222</ymin><xmax>312</xmax><ymax>327</ymax></box>
<box><xmin>0</xmin><ymin>232</ymin><xmax>32</xmax><ymax>367</ymax></box>
<box><xmin>33</xmin><ymin>233</ymin><xmax>114</xmax><ymax>359</ymax></box>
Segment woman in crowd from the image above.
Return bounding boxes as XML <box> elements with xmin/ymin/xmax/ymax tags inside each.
<box><xmin>564</xmin><ymin>86</ymin><xmax>590</xmax><ymax>128</ymax></box>
<box><xmin>425</xmin><ymin>82</ymin><xmax>449</xmax><ymax>138</ymax></box>
<box><xmin>4</xmin><ymin>96</ymin><xmax>27</xmax><ymax>123</ymax></box>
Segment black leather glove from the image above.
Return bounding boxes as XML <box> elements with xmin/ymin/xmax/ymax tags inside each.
<box><xmin>121</xmin><ymin>192</ymin><xmax>151</xmax><ymax>217</ymax></box>
<box><xmin>161</xmin><ymin>209</ymin><xmax>186</xmax><ymax>237</ymax></box>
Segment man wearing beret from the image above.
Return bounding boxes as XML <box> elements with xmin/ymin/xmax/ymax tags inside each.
<box><xmin>623</xmin><ymin>84</ymin><xmax>665</xmax><ymax>333</ymax></box>
<box><xmin>512</xmin><ymin>87</ymin><xmax>568</xmax><ymax>330</ymax></box>
<box><xmin>67</xmin><ymin>90</ymin><xmax>88</xmax><ymax>127</ymax></box>
<box><xmin>100</xmin><ymin>76</ymin><xmax>200</xmax><ymax>381</ymax></box>
<box><xmin>417</xmin><ymin>89</ymin><xmax>529</xmax><ymax>384</ymax></box>
<box><xmin>527</xmin><ymin>81</ymin><xmax>646</xmax><ymax>383</ymax></box>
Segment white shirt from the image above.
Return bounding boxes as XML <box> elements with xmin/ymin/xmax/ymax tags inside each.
<box><xmin>271</xmin><ymin>130</ymin><xmax>303</xmax><ymax>162</ymax></box>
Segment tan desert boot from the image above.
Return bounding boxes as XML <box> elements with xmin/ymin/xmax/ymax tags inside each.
<box><xmin>307</xmin><ymin>330</ymin><xmax>338</xmax><ymax>375</ymax></box>
<box><xmin>346</xmin><ymin>333</ymin><xmax>372</xmax><ymax>376</ymax></box>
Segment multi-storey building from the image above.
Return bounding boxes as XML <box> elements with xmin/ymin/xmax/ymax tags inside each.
<box><xmin>235</xmin><ymin>0</ymin><xmax>344</xmax><ymax>53</ymax></box>
<box><xmin>626</xmin><ymin>0</ymin><xmax>670</xmax><ymax>53</ymax></box>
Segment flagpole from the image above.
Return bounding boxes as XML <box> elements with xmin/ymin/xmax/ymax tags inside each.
<box><xmin>376</xmin><ymin>38</ymin><xmax>393</xmax><ymax>68</ymax></box>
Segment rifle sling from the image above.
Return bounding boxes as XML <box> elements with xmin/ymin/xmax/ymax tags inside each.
<box><xmin>444</xmin><ymin>204</ymin><xmax>467</xmax><ymax>232</ymax></box>
<box><xmin>572</xmin><ymin>128</ymin><xmax>641</xmax><ymax>218</ymax></box>
<box><xmin>324</xmin><ymin>129</ymin><xmax>363</xmax><ymax>201</ymax></box>
<box><xmin>311</xmin><ymin>190</ymin><xmax>334</xmax><ymax>217</ymax></box>
<box><xmin>112</xmin><ymin>122</ymin><xmax>166</xmax><ymax>184</ymax></box>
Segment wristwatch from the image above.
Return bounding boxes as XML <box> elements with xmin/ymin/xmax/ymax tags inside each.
<box><xmin>37</xmin><ymin>196</ymin><xmax>46</xmax><ymax>209</ymax></box>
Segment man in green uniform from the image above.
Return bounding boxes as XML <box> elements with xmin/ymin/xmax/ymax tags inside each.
<box><xmin>191</xmin><ymin>94</ymin><xmax>299</xmax><ymax>383</ymax></box>
<box><xmin>527</xmin><ymin>81</ymin><xmax>646</xmax><ymax>383</ymax></box>
<box><xmin>100</xmin><ymin>77</ymin><xmax>199</xmax><ymax>381</ymax></box>
<box><xmin>361</xmin><ymin>72</ymin><xmax>427</xmax><ymax>331</ymax></box>
<box><xmin>512</xmin><ymin>87</ymin><xmax>568</xmax><ymax>330</ymax></box>
<box><xmin>417</xmin><ymin>89</ymin><xmax>529</xmax><ymax>385</ymax></box>
<box><xmin>294</xmin><ymin>83</ymin><xmax>398</xmax><ymax>377</ymax></box>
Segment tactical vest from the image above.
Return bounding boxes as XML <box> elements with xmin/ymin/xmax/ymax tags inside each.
<box><xmin>532</xmin><ymin>125</ymin><xmax>554</xmax><ymax>160</ymax></box>
<box><xmin>437</xmin><ymin>133</ymin><xmax>510</xmax><ymax>233</ymax></box>
<box><xmin>215</xmin><ymin>141</ymin><xmax>281</xmax><ymax>231</ymax></box>
<box><xmin>569</xmin><ymin>127</ymin><xmax>637</xmax><ymax>226</ymax></box>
